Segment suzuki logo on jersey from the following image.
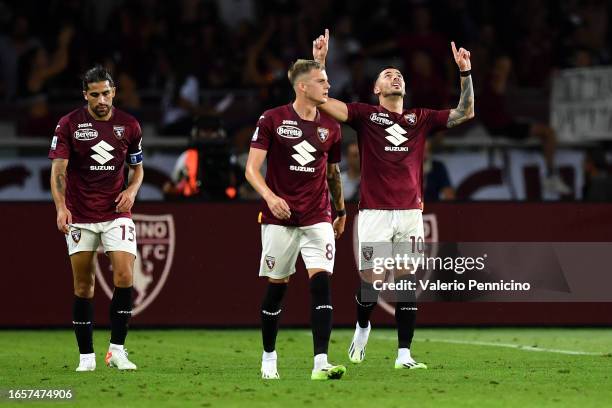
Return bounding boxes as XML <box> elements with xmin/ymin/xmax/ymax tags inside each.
<box><xmin>384</xmin><ymin>124</ymin><xmax>410</xmax><ymax>152</ymax></box>
<box><xmin>290</xmin><ymin>140</ymin><xmax>316</xmax><ymax>172</ymax></box>
<box><xmin>90</xmin><ymin>140</ymin><xmax>116</xmax><ymax>170</ymax></box>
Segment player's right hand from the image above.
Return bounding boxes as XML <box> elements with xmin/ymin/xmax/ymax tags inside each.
<box><xmin>312</xmin><ymin>28</ymin><xmax>329</xmax><ymax>64</ymax></box>
<box><xmin>266</xmin><ymin>195</ymin><xmax>291</xmax><ymax>220</ymax></box>
<box><xmin>56</xmin><ymin>206</ymin><xmax>72</xmax><ymax>234</ymax></box>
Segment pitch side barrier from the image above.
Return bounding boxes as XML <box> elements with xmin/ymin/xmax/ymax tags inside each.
<box><xmin>2</xmin><ymin>202</ymin><xmax>612</xmax><ymax>327</ymax></box>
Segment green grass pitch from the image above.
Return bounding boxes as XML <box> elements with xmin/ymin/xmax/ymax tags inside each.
<box><xmin>1</xmin><ymin>328</ymin><xmax>611</xmax><ymax>407</ymax></box>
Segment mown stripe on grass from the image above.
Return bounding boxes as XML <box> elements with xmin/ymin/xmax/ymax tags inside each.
<box><xmin>374</xmin><ymin>335</ymin><xmax>605</xmax><ymax>356</ymax></box>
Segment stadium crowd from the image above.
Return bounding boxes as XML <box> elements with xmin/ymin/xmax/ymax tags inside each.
<box><xmin>0</xmin><ymin>0</ymin><xmax>611</xmax><ymax>200</ymax></box>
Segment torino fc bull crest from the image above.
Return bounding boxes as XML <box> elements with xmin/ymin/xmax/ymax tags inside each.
<box><xmin>317</xmin><ymin>127</ymin><xmax>329</xmax><ymax>142</ymax></box>
<box><xmin>113</xmin><ymin>125</ymin><xmax>125</xmax><ymax>139</ymax></box>
<box><xmin>95</xmin><ymin>214</ymin><xmax>175</xmax><ymax>316</ymax></box>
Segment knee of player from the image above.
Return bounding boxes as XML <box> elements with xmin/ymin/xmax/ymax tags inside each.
<box><xmin>113</xmin><ymin>267</ymin><xmax>133</xmax><ymax>285</ymax></box>
<box><xmin>74</xmin><ymin>282</ymin><xmax>94</xmax><ymax>298</ymax></box>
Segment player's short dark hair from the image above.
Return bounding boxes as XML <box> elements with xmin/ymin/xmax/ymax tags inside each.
<box><xmin>373</xmin><ymin>65</ymin><xmax>403</xmax><ymax>90</ymax></box>
<box><xmin>287</xmin><ymin>59</ymin><xmax>323</xmax><ymax>86</ymax></box>
<box><xmin>82</xmin><ymin>65</ymin><xmax>114</xmax><ymax>91</ymax></box>
<box><xmin>375</xmin><ymin>65</ymin><xmax>402</xmax><ymax>81</ymax></box>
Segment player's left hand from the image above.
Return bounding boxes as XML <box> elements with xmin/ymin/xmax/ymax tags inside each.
<box><xmin>451</xmin><ymin>41</ymin><xmax>471</xmax><ymax>72</ymax></box>
<box><xmin>333</xmin><ymin>215</ymin><xmax>346</xmax><ymax>239</ymax></box>
<box><xmin>115</xmin><ymin>189</ymin><xmax>136</xmax><ymax>213</ymax></box>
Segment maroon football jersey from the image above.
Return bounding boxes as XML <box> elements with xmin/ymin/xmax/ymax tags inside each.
<box><xmin>251</xmin><ymin>104</ymin><xmax>342</xmax><ymax>226</ymax></box>
<box><xmin>346</xmin><ymin>103</ymin><xmax>449</xmax><ymax>209</ymax></box>
<box><xmin>48</xmin><ymin>106</ymin><xmax>143</xmax><ymax>223</ymax></box>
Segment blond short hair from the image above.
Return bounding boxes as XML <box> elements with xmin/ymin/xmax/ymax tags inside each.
<box><xmin>287</xmin><ymin>59</ymin><xmax>323</xmax><ymax>86</ymax></box>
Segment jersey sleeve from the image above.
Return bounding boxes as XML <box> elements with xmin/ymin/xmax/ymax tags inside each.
<box><xmin>424</xmin><ymin>108</ymin><xmax>450</xmax><ymax>133</ymax></box>
<box><xmin>328</xmin><ymin>123</ymin><xmax>342</xmax><ymax>163</ymax></box>
<box><xmin>48</xmin><ymin>117</ymin><xmax>71</xmax><ymax>160</ymax></box>
<box><xmin>127</xmin><ymin>121</ymin><xmax>143</xmax><ymax>165</ymax></box>
<box><xmin>250</xmin><ymin>113</ymin><xmax>274</xmax><ymax>151</ymax></box>
<box><xmin>346</xmin><ymin>102</ymin><xmax>369</xmax><ymax>128</ymax></box>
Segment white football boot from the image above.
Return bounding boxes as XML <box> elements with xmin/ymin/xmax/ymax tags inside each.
<box><xmin>105</xmin><ymin>347</ymin><xmax>137</xmax><ymax>370</ymax></box>
<box><xmin>348</xmin><ymin>322</ymin><xmax>371</xmax><ymax>363</ymax></box>
<box><xmin>395</xmin><ymin>348</ymin><xmax>427</xmax><ymax>369</ymax></box>
<box><xmin>75</xmin><ymin>353</ymin><xmax>96</xmax><ymax>372</ymax></box>
<box><xmin>261</xmin><ymin>351</ymin><xmax>280</xmax><ymax>379</ymax></box>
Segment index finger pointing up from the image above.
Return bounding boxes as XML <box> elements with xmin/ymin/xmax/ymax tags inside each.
<box><xmin>451</xmin><ymin>41</ymin><xmax>458</xmax><ymax>57</ymax></box>
<box><xmin>325</xmin><ymin>28</ymin><xmax>329</xmax><ymax>42</ymax></box>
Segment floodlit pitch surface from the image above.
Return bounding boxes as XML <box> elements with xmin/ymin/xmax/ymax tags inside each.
<box><xmin>1</xmin><ymin>328</ymin><xmax>611</xmax><ymax>407</ymax></box>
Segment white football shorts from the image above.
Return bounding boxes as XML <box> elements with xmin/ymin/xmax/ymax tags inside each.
<box><xmin>358</xmin><ymin>209</ymin><xmax>424</xmax><ymax>271</ymax></box>
<box><xmin>65</xmin><ymin>217</ymin><xmax>137</xmax><ymax>257</ymax></box>
<box><xmin>259</xmin><ymin>222</ymin><xmax>335</xmax><ymax>279</ymax></box>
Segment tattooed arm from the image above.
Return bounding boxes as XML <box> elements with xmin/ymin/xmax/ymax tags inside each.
<box><xmin>51</xmin><ymin>158</ymin><xmax>71</xmax><ymax>233</ymax></box>
<box><xmin>447</xmin><ymin>42</ymin><xmax>475</xmax><ymax>128</ymax></box>
<box><xmin>327</xmin><ymin>163</ymin><xmax>346</xmax><ymax>239</ymax></box>
<box><xmin>447</xmin><ymin>75</ymin><xmax>475</xmax><ymax>128</ymax></box>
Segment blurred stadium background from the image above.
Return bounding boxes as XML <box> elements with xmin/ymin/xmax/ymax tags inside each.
<box><xmin>1</xmin><ymin>0</ymin><xmax>611</xmax><ymax>405</ymax></box>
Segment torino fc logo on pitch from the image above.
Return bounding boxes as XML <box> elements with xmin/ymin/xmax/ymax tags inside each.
<box><xmin>95</xmin><ymin>214</ymin><xmax>176</xmax><ymax>316</ymax></box>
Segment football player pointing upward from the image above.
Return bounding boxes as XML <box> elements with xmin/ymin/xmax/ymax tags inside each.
<box><xmin>245</xmin><ymin>59</ymin><xmax>347</xmax><ymax>380</ymax></box>
<box><xmin>313</xmin><ymin>29</ymin><xmax>475</xmax><ymax>369</ymax></box>
<box><xmin>49</xmin><ymin>66</ymin><xmax>143</xmax><ymax>371</ymax></box>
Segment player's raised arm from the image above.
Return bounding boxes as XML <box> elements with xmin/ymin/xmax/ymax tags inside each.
<box><xmin>245</xmin><ymin>147</ymin><xmax>291</xmax><ymax>220</ymax></box>
<box><xmin>320</xmin><ymin>98</ymin><xmax>349</xmax><ymax>123</ymax></box>
<box><xmin>312</xmin><ymin>29</ymin><xmax>349</xmax><ymax>122</ymax></box>
<box><xmin>50</xmin><ymin>158</ymin><xmax>71</xmax><ymax>233</ymax></box>
<box><xmin>447</xmin><ymin>41</ymin><xmax>475</xmax><ymax>128</ymax></box>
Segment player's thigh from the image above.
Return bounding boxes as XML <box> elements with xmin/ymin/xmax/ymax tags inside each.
<box><xmin>358</xmin><ymin>210</ymin><xmax>394</xmax><ymax>272</ymax></box>
<box><xmin>65</xmin><ymin>224</ymin><xmax>100</xmax><ymax>256</ymax></box>
<box><xmin>393</xmin><ymin>209</ymin><xmax>424</xmax><ymax>243</ymax></box>
<box><xmin>392</xmin><ymin>209</ymin><xmax>425</xmax><ymax>275</ymax></box>
<box><xmin>299</xmin><ymin>222</ymin><xmax>335</xmax><ymax>274</ymax></box>
<box><xmin>100</xmin><ymin>218</ymin><xmax>137</xmax><ymax>257</ymax></box>
<box><xmin>70</xmin><ymin>251</ymin><xmax>97</xmax><ymax>297</ymax></box>
<box><xmin>259</xmin><ymin>224</ymin><xmax>300</xmax><ymax>280</ymax></box>
<box><xmin>358</xmin><ymin>209</ymin><xmax>394</xmax><ymax>242</ymax></box>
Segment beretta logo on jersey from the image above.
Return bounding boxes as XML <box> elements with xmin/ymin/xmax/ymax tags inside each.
<box><xmin>317</xmin><ymin>127</ymin><xmax>329</xmax><ymax>142</ymax></box>
<box><xmin>95</xmin><ymin>214</ymin><xmax>175</xmax><ymax>316</ymax></box>
<box><xmin>370</xmin><ymin>113</ymin><xmax>394</xmax><ymax>126</ymax></box>
<box><xmin>276</xmin><ymin>125</ymin><xmax>303</xmax><ymax>139</ymax></box>
<box><xmin>113</xmin><ymin>125</ymin><xmax>126</xmax><ymax>139</ymax></box>
<box><xmin>74</xmin><ymin>128</ymin><xmax>99</xmax><ymax>141</ymax></box>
